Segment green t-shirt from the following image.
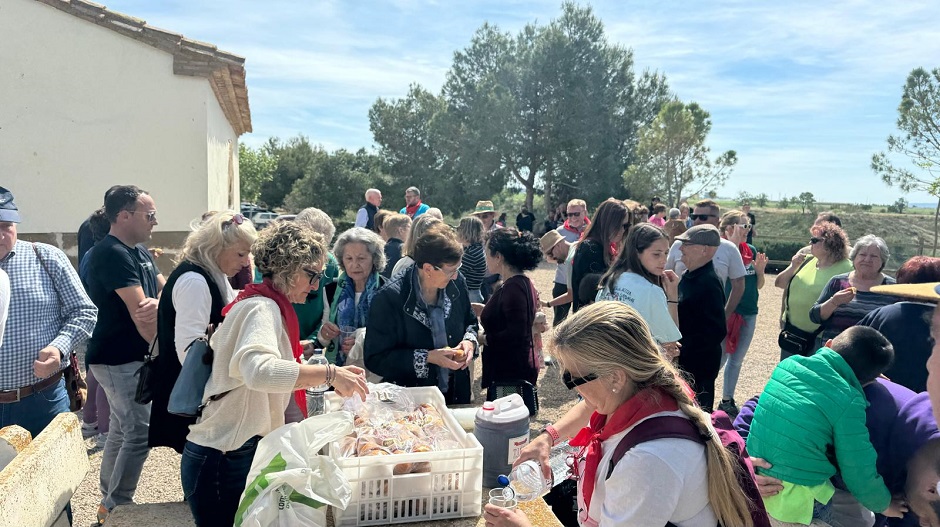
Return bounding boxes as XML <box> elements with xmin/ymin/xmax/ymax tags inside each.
<box><xmin>727</xmin><ymin>244</ymin><xmax>759</xmax><ymax>316</ymax></box>
<box><xmin>292</xmin><ymin>253</ymin><xmax>341</xmax><ymax>340</ymax></box>
<box><xmin>785</xmin><ymin>256</ymin><xmax>853</xmax><ymax>332</ymax></box>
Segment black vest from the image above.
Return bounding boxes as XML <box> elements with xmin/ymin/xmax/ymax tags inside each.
<box><xmin>148</xmin><ymin>261</ymin><xmax>226</xmax><ymax>453</ymax></box>
<box><xmin>363</xmin><ymin>202</ymin><xmax>378</xmax><ymax>231</ymax></box>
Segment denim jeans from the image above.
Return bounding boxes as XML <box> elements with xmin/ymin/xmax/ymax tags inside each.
<box><xmin>468</xmin><ymin>288</ymin><xmax>484</xmax><ymax>304</ymax></box>
<box><xmin>90</xmin><ymin>362</ymin><xmax>151</xmax><ymax>510</ymax></box>
<box><xmin>181</xmin><ymin>436</ymin><xmax>261</xmax><ymax>527</ymax></box>
<box><xmin>0</xmin><ymin>377</ymin><xmax>70</xmax><ymax>438</ymax></box>
<box><xmin>720</xmin><ymin>314</ymin><xmax>757</xmax><ymax>400</ymax></box>
<box><xmin>822</xmin><ymin>488</ymin><xmax>875</xmax><ymax>527</ymax></box>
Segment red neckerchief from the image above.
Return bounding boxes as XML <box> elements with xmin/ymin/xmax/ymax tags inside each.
<box><xmin>609</xmin><ymin>242</ymin><xmax>619</xmax><ymax>258</ymax></box>
<box><xmin>564</xmin><ymin>217</ymin><xmax>590</xmax><ymax>237</ymax></box>
<box><xmin>739</xmin><ymin>242</ymin><xmax>753</xmax><ymax>266</ymax></box>
<box><xmin>224</xmin><ymin>278</ymin><xmax>307</xmax><ymax>418</ymax></box>
<box><xmin>405</xmin><ymin>200</ymin><xmax>423</xmax><ymax>217</ymax></box>
<box><xmin>569</xmin><ymin>388</ymin><xmax>679</xmax><ymax>517</ymax></box>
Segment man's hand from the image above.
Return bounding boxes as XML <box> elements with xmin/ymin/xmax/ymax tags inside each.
<box><xmin>134</xmin><ymin>297</ymin><xmax>159</xmax><ymax>325</ymax></box>
<box><xmin>34</xmin><ymin>346</ymin><xmax>62</xmax><ymax>378</ymax></box>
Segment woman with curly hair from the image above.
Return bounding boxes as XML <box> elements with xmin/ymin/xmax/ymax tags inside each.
<box><xmin>180</xmin><ymin>221</ymin><xmax>368</xmax><ymax>527</ymax></box>
<box><xmin>777</xmin><ymin>221</ymin><xmax>852</xmax><ymax>360</ymax></box>
<box><xmin>481</xmin><ymin>228</ymin><xmax>543</xmax><ymax>392</ymax></box>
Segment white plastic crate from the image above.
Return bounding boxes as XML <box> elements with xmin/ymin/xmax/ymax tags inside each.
<box><xmin>325</xmin><ymin>387</ymin><xmax>484</xmax><ymax>526</ymax></box>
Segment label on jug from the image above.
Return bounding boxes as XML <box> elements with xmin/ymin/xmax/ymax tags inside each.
<box><xmin>508</xmin><ymin>433</ymin><xmax>529</xmax><ymax>464</ymax></box>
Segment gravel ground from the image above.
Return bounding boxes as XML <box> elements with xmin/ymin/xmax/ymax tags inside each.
<box><xmin>71</xmin><ymin>263</ymin><xmax>784</xmax><ymax>527</ymax></box>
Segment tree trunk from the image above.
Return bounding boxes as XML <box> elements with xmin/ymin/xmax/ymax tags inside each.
<box><xmin>933</xmin><ymin>197</ymin><xmax>939</xmax><ymax>256</ymax></box>
<box><xmin>543</xmin><ymin>161</ymin><xmax>554</xmax><ymax>217</ymax></box>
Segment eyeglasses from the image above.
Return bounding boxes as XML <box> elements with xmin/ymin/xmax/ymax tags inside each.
<box><xmin>735</xmin><ymin>223</ymin><xmax>752</xmax><ymax>230</ymax></box>
<box><xmin>810</xmin><ymin>237</ymin><xmax>823</xmax><ymax>244</ymax></box>
<box><xmin>690</xmin><ymin>214</ymin><xmax>715</xmax><ymax>221</ymax></box>
<box><xmin>565</xmin><ymin>211</ymin><xmax>582</xmax><ymax>218</ymax></box>
<box><xmin>222</xmin><ymin>214</ymin><xmax>245</xmax><ymax>230</ymax></box>
<box><xmin>303</xmin><ymin>268</ymin><xmax>322</xmax><ymax>285</ymax></box>
<box><xmin>562</xmin><ymin>370</ymin><xmax>598</xmax><ymax>390</ymax></box>
<box><xmin>129</xmin><ymin>210</ymin><xmax>157</xmax><ymax>222</ymax></box>
<box><xmin>433</xmin><ymin>263</ymin><xmax>461</xmax><ymax>279</ymax></box>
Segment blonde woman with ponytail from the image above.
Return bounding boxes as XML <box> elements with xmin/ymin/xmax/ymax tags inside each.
<box><xmin>484</xmin><ymin>301</ymin><xmax>754</xmax><ymax>527</ymax></box>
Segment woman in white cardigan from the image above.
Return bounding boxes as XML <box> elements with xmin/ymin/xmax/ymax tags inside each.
<box><xmin>181</xmin><ymin>221</ymin><xmax>369</xmax><ymax>527</ymax></box>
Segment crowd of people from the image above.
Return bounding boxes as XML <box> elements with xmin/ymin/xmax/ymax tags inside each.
<box><xmin>2</xmin><ymin>183</ymin><xmax>940</xmax><ymax>527</ymax></box>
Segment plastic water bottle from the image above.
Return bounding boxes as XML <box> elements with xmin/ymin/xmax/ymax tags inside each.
<box><xmin>496</xmin><ymin>460</ymin><xmax>553</xmax><ymax>502</ymax></box>
<box><xmin>305</xmin><ymin>349</ymin><xmax>329</xmax><ymax>416</ymax></box>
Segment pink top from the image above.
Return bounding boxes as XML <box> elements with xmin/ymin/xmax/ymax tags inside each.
<box><xmin>649</xmin><ymin>215</ymin><xmax>666</xmax><ymax>227</ymax></box>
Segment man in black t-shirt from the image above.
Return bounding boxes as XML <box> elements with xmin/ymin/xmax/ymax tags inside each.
<box><xmin>516</xmin><ymin>206</ymin><xmax>536</xmax><ymax>232</ymax></box>
<box><xmin>85</xmin><ymin>185</ymin><xmax>165</xmax><ymax>520</ymax></box>
<box><xmin>742</xmin><ymin>202</ymin><xmax>756</xmax><ymax>245</ymax></box>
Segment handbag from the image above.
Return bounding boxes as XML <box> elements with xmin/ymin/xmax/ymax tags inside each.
<box><xmin>168</xmin><ymin>325</ymin><xmax>230</xmax><ymax>417</ymax></box>
<box><xmin>778</xmin><ymin>256</ymin><xmax>819</xmax><ymax>356</ymax></box>
<box><xmin>133</xmin><ymin>338</ymin><xmax>158</xmax><ymax>404</ymax></box>
<box><xmin>31</xmin><ymin>243</ymin><xmax>87</xmax><ymax>411</ymax></box>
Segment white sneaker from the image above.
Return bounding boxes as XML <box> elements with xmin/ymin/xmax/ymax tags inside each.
<box><xmin>81</xmin><ymin>421</ymin><xmax>98</xmax><ymax>439</ymax></box>
<box><xmin>96</xmin><ymin>432</ymin><xmax>108</xmax><ymax>449</ymax></box>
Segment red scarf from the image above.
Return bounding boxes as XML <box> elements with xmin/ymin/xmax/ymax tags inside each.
<box><xmin>405</xmin><ymin>200</ymin><xmax>423</xmax><ymax>217</ymax></box>
<box><xmin>224</xmin><ymin>278</ymin><xmax>307</xmax><ymax>418</ymax></box>
<box><xmin>564</xmin><ymin>216</ymin><xmax>590</xmax><ymax>235</ymax></box>
<box><xmin>739</xmin><ymin>242</ymin><xmax>753</xmax><ymax>266</ymax></box>
<box><xmin>569</xmin><ymin>388</ymin><xmax>679</xmax><ymax>518</ymax></box>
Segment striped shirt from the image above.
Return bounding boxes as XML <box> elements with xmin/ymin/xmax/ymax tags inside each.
<box><xmin>0</xmin><ymin>241</ymin><xmax>97</xmax><ymax>389</ymax></box>
<box><xmin>461</xmin><ymin>243</ymin><xmax>486</xmax><ymax>291</ymax></box>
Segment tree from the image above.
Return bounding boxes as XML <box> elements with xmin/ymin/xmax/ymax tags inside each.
<box><xmin>755</xmin><ymin>193</ymin><xmax>769</xmax><ymax>207</ymax></box>
<box><xmin>778</xmin><ymin>196</ymin><xmax>790</xmax><ymax>209</ymax></box>
<box><xmin>259</xmin><ymin>136</ymin><xmax>325</xmax><ymax>209</ymax></box>
<box><xmin>707</xmin><ymin>190</ymin><xmax>718</xmax><ymax>199</ymax></box>
<box><xmin>888</xmin><ymin>197</ymin><xmax>908</xmax><ymax>214</ymax></box>
<box><xmin>283</xmin><ymin>148</ymin><xmax>389</xmax><ymax>218</ymax></box>
<box><xmin>872</xmin><ymin>67</ymin><xmax>940</xmax><ymax>254</ymax></box>
<box><xmin>797</xmin><ymin>192</ymin><xmax>816</xmax><ymax>214</ymax></box>
<box><xmin>238</xmin><ymin>144</ymin><xmax>277</xmax><ymax>204</ymax></box>
<box><xmin>624</xmin><ymin>100</ymin><xmax>737</xmax><ymax>207</ymax></box>
<box><xmin>735</xmin><ymin>191</ymin><xmax>753</xmax><ymax>206</ymax></box>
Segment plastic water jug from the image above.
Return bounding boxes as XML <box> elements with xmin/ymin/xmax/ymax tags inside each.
<box><xmin>474</xmin><ymin>393</ymin><xmax>530</xmax><ymax>487</ymax></box>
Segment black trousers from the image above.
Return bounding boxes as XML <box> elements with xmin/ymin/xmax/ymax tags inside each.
<box><xmin>552</xmin><ymin>282</ymin><xmax>571</xmax><ymax>326</ymax></box>
<box><xmin>677</xmin><ymin>345</ymin><xmax>722</xmax><ymax>412</ymax></box>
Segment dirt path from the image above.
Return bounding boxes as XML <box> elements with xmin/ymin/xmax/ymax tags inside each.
<box><xmin>71</xmin><ymin>263</ymin><xmax>785</xmax><ymax>526</ymax></box>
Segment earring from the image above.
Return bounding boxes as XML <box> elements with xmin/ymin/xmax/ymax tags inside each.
<box><xmin>612</xmin><ymin>388</ymin><xmax>618</xmax><ymax>393</ymax></box>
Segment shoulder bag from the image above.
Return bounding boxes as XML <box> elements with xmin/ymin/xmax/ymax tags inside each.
<box><xmin>777</xmin><ymin>256</ymin><xmax>820</xmax><ymax>356</ymax></box>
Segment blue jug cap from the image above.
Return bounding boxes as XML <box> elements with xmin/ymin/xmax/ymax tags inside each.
<box><xmin>496</xmin><ymin>475</ymin><xmax>510</xmax><ymax>487</ymax></box>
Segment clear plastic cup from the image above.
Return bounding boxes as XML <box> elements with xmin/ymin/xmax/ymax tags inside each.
<box><xmin>488</xmin><ymin>488</ymin><xmax>518</xmax><ymax>510</ymax></box>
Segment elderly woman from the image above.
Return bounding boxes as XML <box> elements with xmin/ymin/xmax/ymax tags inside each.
<box><xmin>810</xmin><ymin>234</ymin><xmax>897</xmax><ymax>347</ymax></box>
<box><xmin>150</xmin><ymin>211</ymin><xmax>257</xmax><ymax>454</ymax></box>
<box><xmin>570</xmin><ymin>198</ymin><xmax>629</xmax><ymax>312</ymax></box>
<box><xmin>317</xmin><ymin>227</ymin><xmax>386</xmax><ymax>365</ymax></box>
<box><xmin>365</xmin><ymin>223</ymin><xmax>478</xmax><ymax>404</ymax></box>
<box><xmin>777</xmin><ymin>221</ymin><xmax>852</xmax><ymax>360</ymax></box>
<box><xmin>292</xmin><ymin>208</ymin><xmax>341</xmax><ymax>353</ymax></box>
<box><xmin>486</xmin><ymin>302</ymin><xmax>756</xmax><ymax>527</ymax></box>
<box><xmin>391</xmin><ymin>214</ymin><xmax>443</xmax><ymax>278</ymax></box>
<box><xmin>181</xmin><ymin>221</ymin><xmax>368</xmax><ymax>527</ymax></box>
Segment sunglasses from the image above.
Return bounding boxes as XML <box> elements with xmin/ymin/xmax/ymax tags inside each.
<box><xmin>690</xmin><ymin>214</ymin><xmax>715</xmax><ymax>221</ymax></box>
<box><xmin>433</xmin><ymin>263</ymin><xmax>462</xmax><ymax>279</ymax></box>
<box><xmin>222</xmin><ymin>213</ymin><xmax>245</xmax><ymax>230</ymax></box>
<box><xmin>303</xmin><ymin>268</ymin><xmax>322</xmax><ymax>285</ymax></box>
<box><xmin>565</xmin><ymin>211</ymin><xmax>582</xmax><ymax>217</ymax></box>
<box><xmin>735</xmin><ymin>223</ymin><xmax>752</xmax><ymax>230</ymax></box>
<box><xmin>129</xmin><ymin>210</ymin><xmax>157</xmax><ymax>222</ymax></box>
<box><xmin>562</xmin><ymin>370</ymin><xmax>598</xmax><ymax>390</ymax></box>
<box><xmin>810</xmin><ymin>237</ymin><xmax>823</xmax><ymax>244</ymax></box>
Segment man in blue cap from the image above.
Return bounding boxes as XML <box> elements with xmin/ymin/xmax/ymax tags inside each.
<box><xmin>0</xmin><ymin>186</ymin><xmax>97</xmax><ymax>437</ymax></box>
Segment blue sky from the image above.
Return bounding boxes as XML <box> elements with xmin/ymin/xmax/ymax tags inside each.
<box><xmin>104</xmin><ymin>1</ymin><xmax>940</xmax><ymax>205</ymax></box>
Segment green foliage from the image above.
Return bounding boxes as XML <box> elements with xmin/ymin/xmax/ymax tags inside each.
<box><xmin>707</xmin><ymin>189</ymin><xmax>718</xmax><ymax>199</ymax></box>
<box><xmin>887</xmin><ymin>197</ymin><xmax>908</xmax><ymax>214</ymax></box>
<box><xmin>756</xmin><ymin>239</ymin><xmax>806</xmax><ymax>263</ymax></box>
<box><xmin>283</xmin><ymin>148</ymin><xmax>389</xmax><ymax>218</ymax></box>
<box><xmin>369</xmin><ymin>3</ymin><xmax>669</xmax><ymax>215</ymax></box>
<box><xmin>259</xmin><ymin>136</ymin><xmax>325</xmax><ymax>209</ymax></box>
<box><xmin>624</xmin><ymin>100</ymin><xmax>737</xmax><ymax>207</ymax></box>
<box><xmin>797</xmin><ymin>192</ymin><xmax>816</xmax><ymax>213</ymax></box>
<box><xmin>777</xmin><ymin>196</ymin><xmax>790</xmax><ymax>209</ymax></box>
<box><xmin>735</xmin><ymin>191</ymin><xmax>753</xmax><ymax>205</ymax></box>
<box><xmin>238</xmin><ymin>144</ymin><xmax>277</xmax><ymax>204</ymax></box>
<box><xmin>755</xmin><ymin>193</ymin><xmax>769</xmax><ymax>207</ymax></box>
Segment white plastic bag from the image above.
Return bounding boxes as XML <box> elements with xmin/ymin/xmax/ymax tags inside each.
<box><xmin>235</xmin><ymin>411</ymin><xmax>355</xmax><ymax>527</ymax></box>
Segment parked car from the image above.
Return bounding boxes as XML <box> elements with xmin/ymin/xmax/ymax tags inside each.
<box><xmin>251</xmin><ymin>211</ymin><xmax>279</xmax><ymax>229</ymax></box>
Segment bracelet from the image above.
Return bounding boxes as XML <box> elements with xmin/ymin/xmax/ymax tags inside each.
<box><xmin>325</xmin><ymin>364</ymin><xmax>335</xmax><ymax>385</ymax></box>
<box><xmin>541</xmin><ymin>424</ymin><xmax>561</xmax><ymax>446</ymax></box>
<box><xmin>667</xmin><ymin>300</ymin><xmax>678</xmax><ymax>304</ymax></box>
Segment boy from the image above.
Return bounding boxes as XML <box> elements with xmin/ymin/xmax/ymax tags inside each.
<box><xmin>747</xmin><ymin>326</ymin><xmax>907</xmax><ymax>526</ymax></box>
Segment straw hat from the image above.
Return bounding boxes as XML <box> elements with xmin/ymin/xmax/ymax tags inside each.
<box><xmin>472</xmin><ymin>201</ymin><xmax>496</xmax><ymax>215</ymax></box>
<box><xmin>870</xmin><ymin>282</ymin><xmax>940</xmax><ymax>303</ymax></box>
<box><xmin>539</xmin><ymin>230</ymin><xmax>565</xmax><ymax>255</ymax></box>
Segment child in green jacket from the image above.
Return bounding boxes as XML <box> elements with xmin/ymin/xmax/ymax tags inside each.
<box><xmin>748</xmin><ymin>326</ymin><xmax>907</xmax><ymax>525</ymax></box>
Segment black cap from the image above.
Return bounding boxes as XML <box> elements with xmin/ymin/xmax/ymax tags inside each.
<box><xmin>0</xmin><ymin>187</ymin><xmax>21</xmax><ymax>223</ymax></box>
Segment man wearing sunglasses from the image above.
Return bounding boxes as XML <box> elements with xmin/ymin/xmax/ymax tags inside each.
<box><xmin>85</xmin><ymin>185</ymin><xmax>166</xmax><ymax>518</ymax></box>
<box><xmin>666</xmin><ymin>199</ymin><xmax>746</xmax><ymax>319</ymax></box>
<box><xmin>546</xmin><ymin>199</ymin><xmax>589</xmax><ymax>328</ymax></box>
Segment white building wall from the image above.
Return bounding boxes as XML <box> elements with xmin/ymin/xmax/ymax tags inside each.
<box><xmin>0</xmin><ymin>0</ymin><xmax>233</xmax><ymax>234</ymax></box>
<box><xmin>205</xmin><ymin>83</ymin><xmax>240</xmax><ymax>213</ymax></box>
